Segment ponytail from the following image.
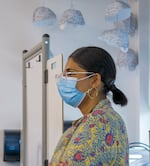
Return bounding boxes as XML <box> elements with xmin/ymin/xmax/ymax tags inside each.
<box><xmin>110</xmin><ymin>84</ymin><xmax>128</xmax><ymax>106</ymax></box>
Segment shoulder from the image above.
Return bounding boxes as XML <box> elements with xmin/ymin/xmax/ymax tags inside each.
<box><xmin>91</xmin><ymin>99</ymin><xmax>126</xmax><ymax>126</ymax></box>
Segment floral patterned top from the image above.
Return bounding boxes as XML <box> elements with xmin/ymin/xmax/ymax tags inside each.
<box><xmin>50</xmin><ymin>99</ymin><xmax>129</xmax><ymax>166</ymax></box>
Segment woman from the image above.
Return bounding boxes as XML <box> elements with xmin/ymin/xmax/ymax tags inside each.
<box><xmin>50</xmin><ymin>46</ymin><xmax>129</xmax><ymax>166</ymax></box>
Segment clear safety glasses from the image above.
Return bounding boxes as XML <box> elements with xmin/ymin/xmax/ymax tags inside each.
<box><xmin>55</xmin><ymin>71</ymin><xmax>95</xmax><ymax>80</ymax></box>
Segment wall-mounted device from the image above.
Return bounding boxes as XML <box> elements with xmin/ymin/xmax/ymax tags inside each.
<box><xmin>3</xmin><ymin>130</ymin><xmax>20</xmax><ymax>162</ymax></box>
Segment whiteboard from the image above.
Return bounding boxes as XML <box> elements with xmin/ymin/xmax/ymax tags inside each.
<box><xmin>26</xmin><ymin>54</ymin><xmax>43</xmax><ymax>166</ymax></box>
<box><xmin>22</xmin><ymin>34</ymin><xmax>49</xmax><ymax>166</ymax></box>
<box><xmin>47</xmin><ymin>54</ymin><xmax>63</xmax><ymax>160</ymax></box>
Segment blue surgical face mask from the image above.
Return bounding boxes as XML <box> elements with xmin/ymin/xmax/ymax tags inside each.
<box><xmin>56</xmin><ymin>74</ymin><xmax>94</xmax><ymax>107</ymax></box>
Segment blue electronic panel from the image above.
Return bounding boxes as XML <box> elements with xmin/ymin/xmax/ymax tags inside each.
<box><xmin>3</xmin><ymin>130</ymin><xmax>20</xmax><ymax>162</ymax></box>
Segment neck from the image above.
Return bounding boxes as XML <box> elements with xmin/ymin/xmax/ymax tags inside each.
<box><xmin>78</xmin><ymin>95</ymin><xmax>106</xmax><ymax>115</ymax></box>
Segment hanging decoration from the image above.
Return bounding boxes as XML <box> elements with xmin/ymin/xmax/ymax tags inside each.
<box><xmin>33</xmin><ymin>0</ymin><xmax>57</xmax><ymax>26</ymax></box>
<box><xmin>33</xmin><ymin>7</ymin><xmax>57</xmax><ymax>26</ymax></box>
<box><xmin>59</xmin><ymin>0</ymin><xmax>85</xmax><ymax>30</ymax></box>
<box><xmin>105</xmin><ymin>0</ymin><xmax>131</xmax><ymax>23</ymax></box>
<box><xmin>99</xmin><ymin>0</ymin><xmax>138</xmax><ymax>71</ymax></box>
<box><xmin>114</xmin><ymin>13</ymin><xmax>137</xmax><ymax>36</ymax></box>
<box><xmin>126</xmin><ymin>49</ymin><xmax>138</xmax><ymax>71</ymax></box>
<box><xmin>98</xmin><ymin>28</ymin><xmax>129</xmax><ymax>52</ymax></box>
<box><xmin>59</xmin><ymin>9</ymin><xmax>85</xmax><ymax>30</ymax></box>
<box><xmin>116</xmin><ymin>49</ymin><xmax>138</xmax><ymax>71</ymax></box>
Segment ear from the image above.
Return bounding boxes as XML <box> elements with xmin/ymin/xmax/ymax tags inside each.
<box><xmin>90</xmin><ymin>73</ymin><xmax>102</xmax><ymax>88</ymax></box>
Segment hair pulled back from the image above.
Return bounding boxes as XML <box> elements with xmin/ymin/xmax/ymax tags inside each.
<box><xmin>69</xmin><ymin>46</ymin><xmax>127</xmax><ymax>106</ymax></box>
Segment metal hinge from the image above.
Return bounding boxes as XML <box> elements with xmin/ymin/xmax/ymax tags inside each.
<box><xmin>44</xmin><ymin>69</ymin><xmax>48</xmax><ymax>84</ymax></box>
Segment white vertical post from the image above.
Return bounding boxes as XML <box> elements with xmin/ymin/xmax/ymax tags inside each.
<box><xmin>46</xmin><ymin>54</ymin><xmax>63</xmax><ymax>161</ymax></box>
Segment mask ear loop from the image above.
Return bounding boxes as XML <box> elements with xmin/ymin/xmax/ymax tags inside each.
<box><xmin>87</xmin><ymin>88</ymin><xmax>98</xmax><ymax>99</ymax></box>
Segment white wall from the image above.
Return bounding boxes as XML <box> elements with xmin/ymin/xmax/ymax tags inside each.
<box><xmin>139</xmin><ymin>0</ymin><xmax>150</xmax><ymax>144</ymax></box>
<box><xmin>0</xmin><ymin>2</ymin><xmax>149</xmax><ymax>165</ymax></box>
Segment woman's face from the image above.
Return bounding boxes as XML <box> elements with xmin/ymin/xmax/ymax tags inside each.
<box><xmin>64</xmin><ymin>58</ymin><xmax>101</xmax><ymax>92</ymax></box>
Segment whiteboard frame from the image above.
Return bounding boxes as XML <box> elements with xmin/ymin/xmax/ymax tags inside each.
<box><xmin>21</xmin><ymin>34</ymin><xmax>49</xmax><ymax>166</ymax></box>
<box><xmin>46</xmin><ymin>54</ymin><xmax>63</xmax><ymax>160</ymax></box>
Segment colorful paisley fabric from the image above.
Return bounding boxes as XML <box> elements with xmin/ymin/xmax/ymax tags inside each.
<box><xmin>50</xmin><ymin>99</ymin><xmax>129</xmax><ymax>166</ymax></box>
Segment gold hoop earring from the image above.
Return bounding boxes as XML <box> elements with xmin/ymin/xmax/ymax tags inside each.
<box><xmin>87</xmin><ymin>88</ymin><xmax>98</xmax><ymax>99</ymax></box>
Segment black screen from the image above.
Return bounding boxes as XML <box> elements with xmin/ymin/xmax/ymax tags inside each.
<box><xmin>3</xmin><ymin>130</ymin><xmax>20</xmax><ymax>162</ymax></box>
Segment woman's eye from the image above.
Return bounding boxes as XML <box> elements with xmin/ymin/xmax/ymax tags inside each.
<box><xmin>67</xmin><ymin>73</ymin><xmax>74</xmax><ymax>76</ymax></box>
<box><xmin>66</xmin><ymin>72</ymin><xmax>77</xmax><ymax>77</ymax></box>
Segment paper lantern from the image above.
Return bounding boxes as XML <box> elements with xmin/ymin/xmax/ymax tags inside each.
<box><xmin>33</xmin><ymin>6</ymin><xmax>57</xmax><ymax>26</ymax></box>
<box><xmin>98</xmin><ymin>28</ymin><xmax>129</xmax><ymax>52</ymax></box>
<box><xmin>59</xmin><ymin>9</ymin><xmax>85</xmax><ymax>30</ymax></box>
<box><xmin>105</xmin><ymin>0</ymin><xmax>131</xmax><ymax>23</ymax></box>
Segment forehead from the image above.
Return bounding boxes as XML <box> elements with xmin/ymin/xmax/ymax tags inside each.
<box><xmin>64</xmin><ymin>58</ymin><xmax>86</xmax><ymax>72</ymax></box>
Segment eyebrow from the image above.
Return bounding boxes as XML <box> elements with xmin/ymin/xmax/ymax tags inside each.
<box><xmin>65</xmin><ymin>68</ymin><xmax>81</xmax><ymax>72</ymax></box>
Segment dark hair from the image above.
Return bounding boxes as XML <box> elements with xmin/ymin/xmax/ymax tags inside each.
<box><xmin>69</xmin><ymin>46</ymin><xmax>127</xmax><ymax>106</ymax></box>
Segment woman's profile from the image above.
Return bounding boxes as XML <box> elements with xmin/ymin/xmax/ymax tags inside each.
<box><xmin>50</xmin><ymin>46</ymin><xmax>129</xmax><ymax>166</ymax></box>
